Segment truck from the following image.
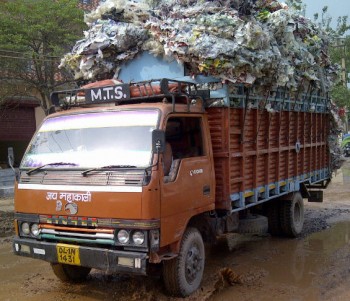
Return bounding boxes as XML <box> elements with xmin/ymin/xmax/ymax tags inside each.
<box><xmin>13</xmin><ymin>53</ymin><xmax>333</xmax><ymax>297</ymax></box>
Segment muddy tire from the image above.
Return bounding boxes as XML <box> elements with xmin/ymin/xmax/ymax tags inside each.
<box><xmin>51</xmin><ymin>263</ymin><xmax>91</xmax><ymax>282</ymax></box>
<box><xmin>163</xmin><ymin>227</ymin><xmax>205</xmax><ymax>297</ymax></box>
<box><xmin>238</xmin><ymin>214</ymin><xmax>268</xmax><ymax>234</ymax></box>
<box><xmin>280</xmin><ymin>192</ymin><xmax>304</xmax><ymax>237</ymax></box>
<box><xmin>267</xmin><ymin>201</ymin><xmax>283</xmax><ymax>236</ymax></box>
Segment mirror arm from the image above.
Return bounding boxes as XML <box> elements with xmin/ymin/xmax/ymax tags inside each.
<box><xmin>8</xmin><ymin>154</ymin><xmax>19</xmax><ymax>181</ymax></box>
<box><xmin>145</xmin><ymin>149</ymin><xmax>160</xmax><ymax>174</ymax></box>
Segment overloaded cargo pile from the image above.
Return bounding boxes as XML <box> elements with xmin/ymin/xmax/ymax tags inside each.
<box><xmin>59</xmin><ymin>0</ymin><xmax>344</xmax><ymax>170</ymax></box>
<box><xmin>60</xmin><ymin>0</ymin><xmax>339</xmax><ymax>91</ymax></box>
<box><xmin>329</xmin><ymin>101</ymin><xmax>344</xmax><ymax>170</ymax></box>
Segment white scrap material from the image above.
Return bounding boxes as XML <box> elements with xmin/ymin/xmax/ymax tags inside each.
<box><xmin>58</xmin><ymin>0</ymin><xmax>343</xmax><ymax>172</ymax></box>
<box><xmin>60</xmin><ymin>0</ymin><xmax>339</xmax><ymax>91</ymax></box>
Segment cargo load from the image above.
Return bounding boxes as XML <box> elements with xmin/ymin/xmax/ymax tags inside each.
<box><xmin>60</xmin><ymin>0</ymin><xmax>339</xmax><ymax>92</ymax></box>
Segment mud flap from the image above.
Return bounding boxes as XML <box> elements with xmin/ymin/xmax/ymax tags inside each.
<box><xmin>307</xmin><ymin>190</ymin><xmax>323</xmax><ymax>203</ymax></box>
<box><xmin>300</xmin><ymin>183</ymin><xmax>310</xmax><ymax>199</ymax></box>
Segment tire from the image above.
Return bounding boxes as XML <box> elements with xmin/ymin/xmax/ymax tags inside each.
<box><xmin>238</xmin><ymin>214</ymin><xmax>268</xmax><ymax>234</ymax></box>
<box><xmin>51</xmin><ymin>263</ymin><xmax>91</xmax><ymax>282</ymax></box>
<box><xmin>163</xmin><ymin>227</ymin><xmax>205</xmax><ymax>297</ymax></box>
<box><xmin>280</xmin><ymin>192</ymin><xmax>304</xmax><ymax>237</ymax></box>
<box><xmin>267</xmin><ymin>201</ymin><xmax>283</xmax><ymax>236</ymax></box>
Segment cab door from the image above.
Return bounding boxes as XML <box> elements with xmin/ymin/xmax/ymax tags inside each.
<box><xmin>160</xmin><ymin>115</ymin><xmax>215</xmax><ymax>246</ymax></box>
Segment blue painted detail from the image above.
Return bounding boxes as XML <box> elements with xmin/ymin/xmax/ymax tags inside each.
<box><xmin>239</xmin><ymin>192</ymin><xmax>244</xmax><ymax>208</ymax></box>
<box><xmin>210</xmin><ymin>86</ymin><xmax>230</xmax><ymax>106</ymax></box>
<box><xmin>264</xmin><ymin>184</ymin><xmax>270</xmax><ymax>199</ymax></box>
<box><xmin>254</xmin><ymin>189</ymin><xmax>260</xmax><ymax>203</ymax></box>
<box><xmin>229</xmin><ymin>92</ymin><xmax>328</xmax><ymax>112</ymax></box>
<box><xmin>230</xmin><ymin>168</ymin><xmax>331</xmax><ymax>212</ymax></box>
<box><xmin>280</xmin><ymin>181</ymin><xmax>288</xmax><ymax>193</ymax></box>
<box><xmin>119</xmin><ymin>52</ymin><xmax>184</xmax><ymax>82</ymax></box>
<box><xmin>230</xmin><ymin>193</ymin><xmax>240</xmax><ymax>201</ymax></box>
<box><xmin>311</xmin><ymin>171</ymin><xmax>318</xmax><ymax>182</ymax></box>
<box><xmin>289</xmin><ymin>181</ymin><xmax>295</xmax><ymax>191</ymax></box>
<box><xmin>275</xmin><ymin>182</ymin><xmax>280</xmax><ymax>195</ymax></box>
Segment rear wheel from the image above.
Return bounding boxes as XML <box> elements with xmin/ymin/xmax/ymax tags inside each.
<box><xmin>163</xmin><ymin>227</ymin><xmax>205</xmax><ymax>297</ymax></box>
<box><xmin>51</xmin><ymin>263</ymin><xmax>91</xmax><ymax>282</ymax></box>
<box><xmin>280</xmin><ymin>192</ymin><xmax>304</xmax><ymax>237</ymax></box>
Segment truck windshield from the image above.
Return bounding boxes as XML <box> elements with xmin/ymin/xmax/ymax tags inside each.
<box><xmin>21</xmin><ymin>110</ymin><xmax>159</xmax><ymax>170</ymax></box>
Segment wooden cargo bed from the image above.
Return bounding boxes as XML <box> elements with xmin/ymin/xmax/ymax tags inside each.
<box><xmin>207</xmin><ymin>107</ymin><xmax>330</xmax><ymax>211</ymax></box>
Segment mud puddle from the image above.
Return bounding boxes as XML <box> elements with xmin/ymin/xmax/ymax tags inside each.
<box><xmin>210</xmin><ymin>222</ymin><xmax>350</xmax><ymax>301</ymax></box>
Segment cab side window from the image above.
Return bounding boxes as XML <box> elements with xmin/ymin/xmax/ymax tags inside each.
<box><xmin>165</xmin><ymin>117</ymin><xmax>204</xmax><ymax>160</ymax></box>
<box><xmin>163</xmin><ymin>117</ymin><xmax>204</xmax><ymax>183</ymax></box>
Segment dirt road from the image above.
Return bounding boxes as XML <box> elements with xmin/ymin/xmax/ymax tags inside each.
<box><xmin>1</xmin><ymin>161</ymin><xmax>350</xmax><ymax>301</ymax></box>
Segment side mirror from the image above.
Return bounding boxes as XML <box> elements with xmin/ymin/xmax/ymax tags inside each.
<box><xmin>8</xmin><ymin>147</ymin><xmax>14</xmax><ymax>168</ymax></box>
<box><xmin>152</xmin><ymin>130</ymin><xmax>165</xmax><ymax>153</ymax></box>
<box><xmin>8</xmin><ymin>147</ymin><xmax>19</xmax><ymax>180</ymax></box>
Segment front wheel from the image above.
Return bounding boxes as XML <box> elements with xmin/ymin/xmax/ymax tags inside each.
<box><xmin>51</xmin><ymin>263</ymin><xmax>91</xmax><ymax>282</ymax></box>
<box><xmin>280</xmin><ymin>192</ymin><xmax>304</xmax><ymax>237</ymax></box>
<box><xmin>163</xmin><ymin>227</ymin><xmax>205</xmax><ymax>297</ymax></box>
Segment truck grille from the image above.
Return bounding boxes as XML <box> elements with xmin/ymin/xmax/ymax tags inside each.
<box><xmin>20</xmin><ymin>170</ymin><xmax>145</xmax><ymax>186</ymax></box>
<box><xmin>40</xmin><ymin>224</ymin><xmax>116</xmax><ymax>246</ymax></box>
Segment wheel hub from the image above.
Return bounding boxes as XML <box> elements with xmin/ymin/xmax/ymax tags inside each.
<box><xmin>185</xmin><ymin>245</ymin><xmax>202</xmax><ymax>283</ymax></box>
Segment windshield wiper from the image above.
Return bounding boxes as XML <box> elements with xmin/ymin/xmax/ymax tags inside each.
<box><xmin>26</xmin><ymin>162</ymin><xmax>78</xmax><ymax>175</ymax></box>
<box><xmin>82</xmin><ymin>165</ymin><xmax>137</xmax><ymax>177</ymax></box>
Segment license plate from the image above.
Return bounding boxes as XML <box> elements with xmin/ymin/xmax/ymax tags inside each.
<box><xmin>56</xmin><ymin>244</ymin><xmax>81</xmax><ymax>265</ymax></box>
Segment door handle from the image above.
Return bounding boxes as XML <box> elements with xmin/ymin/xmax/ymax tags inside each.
<box><xmin>203</xmin><ymin>185</ymin><xmax>210</xmax><ymax>196</ymax></box>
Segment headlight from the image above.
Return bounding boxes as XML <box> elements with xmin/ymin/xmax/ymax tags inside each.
<box><xmin>117</xmin><ymin>229</ymin><xmax>129</xmax><ymax>244</ymax></box>
<box><xmin>132</xmin><ymin>231</ymin><xmax>145</xmax><ymax>245</ymax></box>
<box><xmin>31</xmin><ymin>223</ymin><xmax>40</xmax><ymax>236</ymax></box>
<box><xmin>21</xmin><ymin>222</ymin><xmax>30</xmax><ymax>235</ymax></box>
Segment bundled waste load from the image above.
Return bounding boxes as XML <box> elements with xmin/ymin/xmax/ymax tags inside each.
<box><xmin>329</xmin><ymin>102</ymin><xmax>346</xmax><ymax>171</ymax></box>
<box><xmin>59</xmin><ymin>0</ymin><xmax>344</xmax><ymax>171</ymax></box>
<box><xmin>59</xmin><ymin>0</ymin><xmax>339</xmax><ymax>92</ymax></box>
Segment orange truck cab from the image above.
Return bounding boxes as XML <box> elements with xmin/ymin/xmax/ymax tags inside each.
<box><xmin>13</xmin><ymin>53</ymin><xmax>332</xmax><ymax>296</ymax></box>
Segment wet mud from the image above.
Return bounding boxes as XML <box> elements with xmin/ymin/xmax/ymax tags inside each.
<box><xmin>1</xmin><ymin>160</ymin><xmax>350</xmax><ymax>301</ymax></box>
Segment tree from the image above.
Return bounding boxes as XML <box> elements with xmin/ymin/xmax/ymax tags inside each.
<box><xmin>0</xmin><ymin>0</ymin><xmax>86</xmax><ymax>114</ymax></box>
<box><xmin>310</xmin><ymin>6</ymin><xmax>350</xmax><ymax>109</ymax></box>
<box><xmin>313</xmin><ymin>6</ymin><xmax>350</xmax><ymax>38</ymax></box>
<box><xmin>329</xmin><ymin>36</ymin><xmax>350</xmax><ymax>109</ymax></box>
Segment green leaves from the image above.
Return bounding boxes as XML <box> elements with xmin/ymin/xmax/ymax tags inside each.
<box><xmin>331</xmin><ymin>84</ymin><xmax>350</xmax><ymax>108</ymax></box>
<box><xmin>0</xmin><ymin>0</ymin><xmax>86</xmax><ymax>112</ymax></box>
<box><xmin>0</xmin><ymin>0</ymin><xmax>85</xmax><ymax>53</ymax></box>
<box><xmin>307</xmin><ymin>3</ymin><xmax>350</xmax><ymax>108</ymax></box>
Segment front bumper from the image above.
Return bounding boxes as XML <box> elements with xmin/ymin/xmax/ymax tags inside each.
<box><xmin>13</xmin><ymin>237</ymin><xmax>147</xmax><ymax>275</ymax></box>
